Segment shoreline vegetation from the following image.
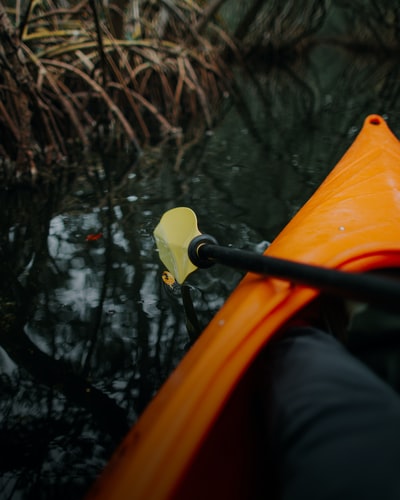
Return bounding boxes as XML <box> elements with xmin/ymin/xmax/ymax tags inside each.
<box><xmin>0</xmin><ymin>0</ymin><xmax>233</xmax><ymax>182</ymax></box>
<box><xmin>1</xmin><ymin>0</ymin><xmax>399</xmax><ymax>183</ymax></box>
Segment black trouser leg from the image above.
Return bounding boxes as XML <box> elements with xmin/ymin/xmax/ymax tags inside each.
<box><xmin>260</xmin><ymin>328</ymin><xmax>400</xmax><ymax>500</ymax></box>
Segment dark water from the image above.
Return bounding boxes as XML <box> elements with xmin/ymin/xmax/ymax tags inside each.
<box><xmin>2</xmin><ymin>45</ymin><xmax>400</xmax><ymax>498</ymax></box>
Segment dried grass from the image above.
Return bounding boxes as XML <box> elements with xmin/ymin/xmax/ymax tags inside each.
<box><xmin>0</xmin><ymin>0</ymin><xmax>233</xmax><ymax>182</ymax></box>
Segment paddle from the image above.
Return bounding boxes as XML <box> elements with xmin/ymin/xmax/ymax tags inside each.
<box><xmin>154</xmin><ymin>207</ymin><xmax>400</xmax><ymax>313</ymax></box>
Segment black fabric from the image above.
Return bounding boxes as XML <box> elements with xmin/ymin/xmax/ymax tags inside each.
<box><xmin>260</xmin><ymin>328</ymin><xmax>400</xmax><ymax>500</ymax></box>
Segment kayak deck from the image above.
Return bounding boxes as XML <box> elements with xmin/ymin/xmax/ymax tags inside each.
<box><xmin>87</xmin><ymin>115</ymin><xmax>400</xmax><ymax>499</ymax></box>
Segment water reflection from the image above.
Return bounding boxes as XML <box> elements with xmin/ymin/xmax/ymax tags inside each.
<box><xmin>2</xmin><ymin>48</ymin><xmax>400</xmax><ymax>498</ymax></box>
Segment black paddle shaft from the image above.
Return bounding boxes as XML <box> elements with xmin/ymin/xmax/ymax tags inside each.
<box><xmin>188</xmin><ymin>235</ymin><xmax>400</xmax><ymax>313</ymax></box>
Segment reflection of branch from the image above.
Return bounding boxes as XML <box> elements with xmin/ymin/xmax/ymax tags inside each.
<box><xmin>181</xmin><ymin>284</ymin><xmax>201</xmax><ymax>342</ymax></box>
<box><xmin>284</xmin><ymin>2</ymin><xmax>328</xmax><ymax>49</ymax></box>
<box><xmin>0</xmin><ymin>327</ymin><xmax>129</xmax><ymax>440</ymax></box>
<box><xmin>80</xmin><ymin>254</ymin><xmax>111</xmax><ymax>378</ymax></box>
<box><xmin>234</xmin><ymin>0</ymin><xmax>266</xmax><ymax>42</ymax></box>
<box><xmin>229</xmin><ymin>75</ymin><xmax>270</xmax><ymax>148</ymax></box>
<box><xmin>81</xmin><ymin>159</ymin><xmax>118</xmax><ymax>379</ymax></box>
<box><xmin>81</xmin><ymin>226</ymin><xmax>113</xmax><ymax>378</ymax></box>
<box><xmin>0</xmin><ymin>415</ymin><xmax>70</xmax><ymax>472</ymax></box>
<box><xmin>129</xmin><ymin>219</ymin><xmax>154</xmax><ymax>415</ymax></box>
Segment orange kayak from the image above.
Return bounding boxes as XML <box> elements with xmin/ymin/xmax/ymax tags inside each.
<box><xmin>87</xmin><ymin>115</ymin><xmax>400</xmax><ymax>499</ymax></box>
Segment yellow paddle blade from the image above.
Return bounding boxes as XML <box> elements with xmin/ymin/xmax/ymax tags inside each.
<box><xmin>154</xmin><ymin>207</ymin><xmax>201</xmax><ymax>284</ymax></box>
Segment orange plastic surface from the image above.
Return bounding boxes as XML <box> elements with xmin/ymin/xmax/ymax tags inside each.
<box><xmin>87</xmin><ymin>115</ymin><xmax>400</xmax><ymax>499</ymax></box>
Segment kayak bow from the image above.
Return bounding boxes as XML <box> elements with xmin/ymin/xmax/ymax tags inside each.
<box><xmin>87</xmin><ymin>115</ymin><xmax>400</xmax><ymax>499</ymax></box>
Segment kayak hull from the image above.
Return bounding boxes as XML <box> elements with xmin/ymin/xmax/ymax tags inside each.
<box><xmin>87</xmin><ymin>115</ymin><xmax>400</xmax><ymax>499</ymax></box>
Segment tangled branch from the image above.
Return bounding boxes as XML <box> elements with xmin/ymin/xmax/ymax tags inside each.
<box><xmin>0</xmin><ymin>0</ymin><xmax>233</xmax><ymax>183</ymax></box>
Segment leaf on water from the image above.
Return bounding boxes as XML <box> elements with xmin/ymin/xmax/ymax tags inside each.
<box><xmin>162</xmin><ymin>270</ymin><xmax>176</xmax><ymax>288</ymax></box>
<box><xmin>85</xmin><ymin>233</ymin><xmax>103</xmax><ymax>241</ymax></box>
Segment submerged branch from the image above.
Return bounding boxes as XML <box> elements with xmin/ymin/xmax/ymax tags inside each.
<box><xmin>0</xmin><ymin>325</ymin><xmax>129</xmax><ymax>439</ymax></box>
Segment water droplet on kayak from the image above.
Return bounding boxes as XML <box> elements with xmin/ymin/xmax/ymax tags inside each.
<box><xmin>339</xmin><ymin>226</ymin><xmax>345</xmax><ymax>231</ymax></box>
<box><xmin>347</xmin><ymin>126</ymin><xmax>359</xmax><ymax>138</ymax></box>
